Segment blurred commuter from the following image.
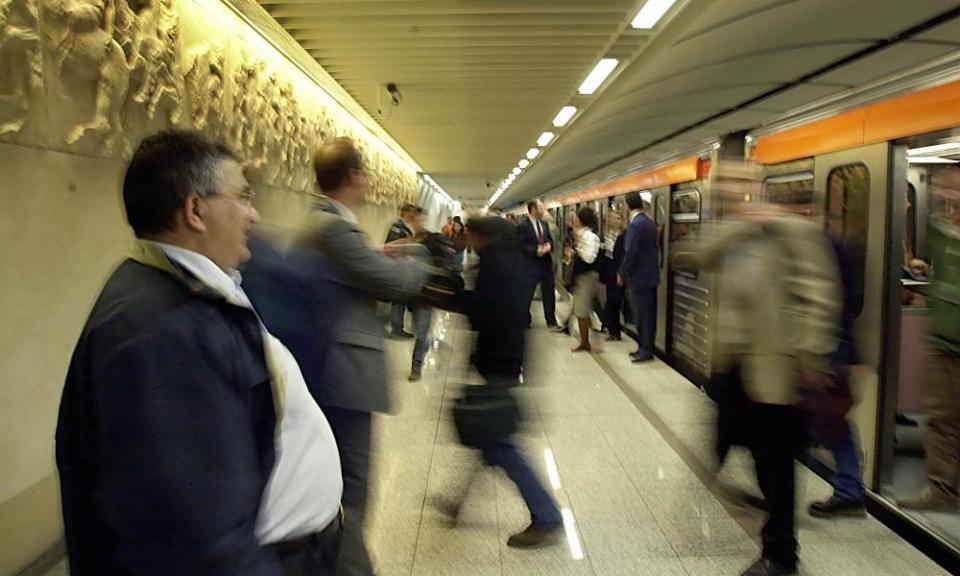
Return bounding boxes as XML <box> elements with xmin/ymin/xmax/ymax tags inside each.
<box><xmin>619</xmin><ymin>191</ymin><xmax>659</xmax><ymax>363</ymax></box>
<box><xmin>385</xmin><ymin>203</ymin><xmax>422</xmax><ymax>339</ymax></box>
<box><xmin>898</xmin><ymin>166</ymin><xmax>960</xmax><ymax>512</ymax></box>
<box><xmin>407</xmin><ymin>211</ymin><xmax>447</xmax><ymax>382</ymax></box>
<box><xmin>56</xmin><ymin>130</ymin><xmax>343</xmax><ymax>576</ymax></box>
<box><xmin>519</xmin><ymin>199</ymin><xmax>558</xmax><ymax>329</ymax></box>
<box><xmin>570</xmin><ymin>206</ymin><xmax>601</xmax><ymax>352</ymax></box>
<box><xmin>297</xmin><ymin>138</ymin><xmax>427</xmax><ymax>576</ymax></box>
<box><xmin>805</xmin><ymin>232</ymin><xmax>866</xmax><ymax>518</ymax></box>
<box><xmin>672</xmin><ymin>161</ymin><xmax>840</xmax><ymax>576</ymax></box>
<box><xmin>441</xmin><ymin>216</ymin><xmax>453</xmax><ymax>237</ymax></box>
<box><xmin>600</xmin><ymin>211</ymin><xmax>627</xmax><ymax>341</ymax></box>
<box><xmin>451</xmin><ymin>216</ymin><xmax>562</xmax><ymax>547</ymax></box>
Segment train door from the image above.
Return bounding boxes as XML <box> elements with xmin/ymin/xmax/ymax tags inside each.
<box><xmin>813</xmin><ymin>142</ymin><xmax>895</xmax><ymax>489</ymax></box>
<box><xmin>651</xmin><ymin>186</ymin><xmax>670</xmax><ymax>353</ymax></box>
<box><xmin>667</xmin><ymin>181</ymin><xmax>709</xmax><ymax>384</ymax></box>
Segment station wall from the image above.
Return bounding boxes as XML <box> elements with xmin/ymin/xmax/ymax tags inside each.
<box><xmin>0</xmin><ymin>0</ymin><xmax>417</xmax><ymax>572</ymax></box>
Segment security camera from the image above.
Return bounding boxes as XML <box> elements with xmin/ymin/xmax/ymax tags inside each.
<box><xmin>386</xmin><ymin>83</ymin><xmax>402</xmax><ymax>106</ymax></box>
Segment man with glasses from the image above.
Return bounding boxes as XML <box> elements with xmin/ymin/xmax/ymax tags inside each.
<box><xmin>56</xmin><ymin>130</ymin><xmax>344</xmax><ymax>575</ymax></box>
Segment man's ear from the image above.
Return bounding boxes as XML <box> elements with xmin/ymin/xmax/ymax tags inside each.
<box><xmin>182</xmin><ymin>194</ymin><xmax>208</xmax><ymax>233</ymax></box>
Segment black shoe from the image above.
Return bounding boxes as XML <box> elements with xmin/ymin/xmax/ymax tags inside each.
<box><xmin>808</xmin><ymin>496</ymin><xmax>866</xmax><ymax>518</ymax></box>
<box><xmin>632</xmin><ymin>354</ymin><xmax>654</xmax><ymax>363</ymax></box>
<box><xmin>896</xmin><ymin>413</ymin><xmax>919</xmax><ymax>427</ymax></box>
<box><xmin>391</xmin><ymin>330</ymin><xmax>415</xmax><ymax>340</ymax></box>
<box><xmin>606</xmin><ymin>335</ymin><xmax>622</xmax><ymax>342</ymax></box>
<box><xmin>552</xmin><ymin>326</ymin><xmax>569</xmax><ymax>334</ymax></box>
<box><xmin>408</xmin><ymin>370</ymin><xmax>422</xmax><ymax>382</ymax></box>
<box><xmin>506</xmin><ymin>523</ymin><xmax>562</xmax><ymax>549</ymax></box>
<box><xmin>741</xmin><ymin>558</ymin><xmax>796</xmax><ymax>576</ymax></box>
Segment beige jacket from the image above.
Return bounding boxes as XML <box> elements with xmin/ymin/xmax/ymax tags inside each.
<box><xmin>672</xmin><ymin>214</ymin><xmax>840</xmax><ymax>405</ymax></box>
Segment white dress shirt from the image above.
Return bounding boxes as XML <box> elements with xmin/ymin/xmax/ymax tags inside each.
<box><xmin>575</xmin><ymin>227</ymin><xmax>600</xmax><ymax>264</ymax></box>
<box><xmin>152</xmin><ymin>242</ymin><xmax>343</xmax><ymax>544</ymax></box>
<box><xmin>325</xmin><ymin>195</ymin><xmax>359</xmax><ymax>225</ymax></box>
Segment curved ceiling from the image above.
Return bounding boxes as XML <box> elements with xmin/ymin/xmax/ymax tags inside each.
<box><xmin>258</xmin><ymin>0</ymin><xmax>960</xmax><ymax>206</ymax></box>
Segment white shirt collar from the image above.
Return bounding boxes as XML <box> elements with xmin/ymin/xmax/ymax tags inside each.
<box><xmin>325</xmin><ymin>196</ymin><xmax>358</xmax><ymax>225</ymax></box>
<box><xmin>151</xmin><ymin>241</ymin><xmax>251</xmax><ymax>308</ymax></box>
<box><xmin>629</xmin><ymin>209</ymin><xmax>643</xmax><ymax>222</ymax></box>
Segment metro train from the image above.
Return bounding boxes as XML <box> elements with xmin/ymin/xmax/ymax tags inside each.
<box><xmin>523</xmin><ymin>71</ymin><xmax>960</xmax><ymax>531</ymax></box>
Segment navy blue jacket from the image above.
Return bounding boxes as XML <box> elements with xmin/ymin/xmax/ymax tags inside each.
<box><xmin>518</xmin><ymin>217</ymin><xmax>554</xmax><ymax>269</ymax></box>
<box><xmin>599</xmin><ymin>232</ymin><xmax>626</xmax><ymax>286</ymax></box>
<box><xmin>468</xmin><ymin>241</ymin><xmax>528</xmax><ymax>380</ymax></box>
<box><xmin>56</xmin><ymin>259</ymin><xmax>280</xmax><ymax>575</ymax></box>
<box><xmin>621</xmin><ymin>211</ymin><xmax>659</xmax><ymax>288</ymax></box>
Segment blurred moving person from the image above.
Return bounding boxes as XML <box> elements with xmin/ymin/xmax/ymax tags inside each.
<box><xmin>297</xmin><ymin>138</ymin><xmax>427</xmax><ymax>576</ymax></box>
<box><xmin>600</xmin><ymin>210</ymin><xmax>627</xmax><ymax>341</ymax></box>
<box><xmin>570</xmin><ymin>207</ymin><xmax>601</xmax><ymax>352</ymax></box>
<box><xmin>619</xmin><ymin>191</ymin><xmax>659</xmax><ymax>363</ymax></box>
<box><xmin>519</xmin><ymin>199</ymin><xmax>558</xmax><ymax>329</ymax></box>
<box><xmin>445</xmin><ymin>216</ymin><xmax>562</xmax><ymax>548</ymax></box>
<box><xmin>672</xmin><ymin>161</ymin><xmax>840</xmax><ymax>576</ymax></box>
<box><xmin>898</xmin><ymin>166</ymin><xmax>960</xmax><ymax>512</ymax></box>
<box><xmin>385</xmin><ymin>203</ymin><xmax>422</xmax><ymax>339</ymax></box>
<box><xmin>56</xmin><ymin>131</ymin><xmax>343</xmax><ymax>576</ymax></box>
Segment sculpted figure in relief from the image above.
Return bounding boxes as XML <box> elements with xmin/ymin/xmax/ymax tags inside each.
<box><xmin>128</xmin><ymin>0</ymin><xmax>180</xmax><ymax>123</ymax></box>
<box><xmin>46</xmin><ymin>0</ymin><xmax>134</xmax><ymax>149</ymax></box>
<box><xmin>183</xmin><ymin>41</ymin><xmax>224</xmax><ymax>133</ymax></box>
<box><xmin>0</xmin><ymin>0</ymin><xmax>42</xmax><ymax>137</ymax></box>
<box><xmin>232</xmin><ymin>58</ymin><xmax>264</xmax><ymax>162</ymax></box>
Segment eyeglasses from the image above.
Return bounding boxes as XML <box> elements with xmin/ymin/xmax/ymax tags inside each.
<box><xmin>215</xmin><ymin>186</ymin><xmax>257</xmax><ymax>206</ymax></box>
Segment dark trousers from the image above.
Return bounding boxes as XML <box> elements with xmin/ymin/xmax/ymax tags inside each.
<box><xmin>390</xmin><ymin>302</ymin><xmax>408</xmax><ymax>334</ymax></box>
<box><xmin>748</xmin><ymin>402</ymin><xmax>801</xmax><ymax>569</ymax></box>
<box><xmin>323</xmin><ymin>407</ymin><xmax>373</xmax><ymax>576</ymax></box>
<box><xmin>604</xmin><ymin>282</ymin><xmax>624</xmax><ymax>338</ymax></box>
<box><xmin>630</xmin><ymin>285</ymin><xmax>657</xmax><ymax>358</ymax></box>
<box><xmin>270</xmin><ymin>514</ymin><xmax>344</xmax><ymax>576</ymax></box>
<box><xmin>527</xmin><ymin>261</ymin><xmax>557</xmax><ymax>327</ymax></box>
<box><xmin>482</xmin><ymin>441</ymin><xmax>562</xmax><ymax>528</ymax></box>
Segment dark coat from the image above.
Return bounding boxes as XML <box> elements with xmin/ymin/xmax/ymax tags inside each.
<box><xmin>621</xmin><ymin>212</ymin><xmax>659</xmax><ymax>288</ymax></box>
<box><xmin>56</xmin><ymin>259</ymin><xmax>280</xmax><ymax>576</ymax></box>
<box><xmin>385</xmin><ymin>218</ymin><xmax>413</xmax><ymax>243</ymax></box>
<box><xmin>468</xmin><ymin>241</ymin><xmax>528</xmax><ymax>380</ymax></box>
<box><xmin>600</xmin><ymin>232</ymin><xmax>626</xmax><ymax>286</ymax></box>
<box><xmin>518</xmin><ymin>217</ymin><xmax>554</xmax><ymax>269</ymax></box>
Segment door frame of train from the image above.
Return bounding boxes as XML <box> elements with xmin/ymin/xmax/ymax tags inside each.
<box><xmin>812</xmin><ymin>142</ymin><xmax>898</xmax><ymax>489</ymax></box>
<box><xmin>651</xmin><ymin>186</ymin><xmax>671</xmax><ymax>354</ymax></box>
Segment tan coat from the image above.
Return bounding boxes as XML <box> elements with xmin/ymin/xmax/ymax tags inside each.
<box><xmin>672</xmin><ymin>214</ymin><xmax>840</xmax><ymax>405</ymax></box>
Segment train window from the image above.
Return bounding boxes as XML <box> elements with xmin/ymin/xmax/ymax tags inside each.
<box><xmin>762</xmin><ymin>172</ymin><xmax>814</xmax><ymax>207</ymax></box>
<box><xmin>671</xmin><ymin>187</ymin><xmax>701</xmax><ymax>243</ymax></box>
<box><xmin>905</xmin><ymin>183</ymin><xmax>917</xmax><ymax>262</ymax></box>
<box><xmin>826</xmin><ymin>163</ymin><xmax>870</xmax><ymax>317</ymax></box>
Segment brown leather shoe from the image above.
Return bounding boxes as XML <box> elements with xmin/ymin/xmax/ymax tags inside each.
<box><xmin>506</xmin><ymin>523</ymin><xmax>562</xmax><ymax>549</ymax></box>
<box><xmin>897</xmin><ymin>487</ymin><xmax>958</xmax><ymax>512</ymax></box>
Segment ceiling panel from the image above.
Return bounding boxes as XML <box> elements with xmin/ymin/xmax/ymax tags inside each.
<box><xmin>814</xmin><ymin>41</ymin><xmax>960</xmax><ymax>86</ymax></box>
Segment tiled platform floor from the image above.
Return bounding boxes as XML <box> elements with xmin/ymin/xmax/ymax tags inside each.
<box><xmin>41</xmin><ymin>306</ymin><xmax>949</xmax><ymax>576</ymax></box>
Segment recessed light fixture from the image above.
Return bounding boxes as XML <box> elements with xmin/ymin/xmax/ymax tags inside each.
<box><xmin>537</xmin><ymin>132</ymin><xmax>556</xmax><ymax>147</ymax></box>
<box><xmin>553</xmin><ymin>106</ymin><xmax>577</xmax><ymax>127</ymax></box>
<box><xmin>512</xmin><ymin>167</ymin><xmax>521</xmax><ymax>176</ymax></box>
<box><xmin>518</xmin><ymin>159</ymin><xmax>530</xmax><ymax>169</ymax></box>
<box><xmin>526</xmin><ymin>148</ymin><xmax>541</xmax><ymax>160</ymax></box>
<box><xmin>578</xmin><ymin>58</ymin><xmax>618</xmax><ymax>95</ymax></box>
<box><xmin>631</xmin><ymin>0</ymin><xmax>679</xmax><ymax>29</ymax></box>
<box><xmin>907</xmin><ymin>156</ymin><xmax>959</xmax><ymax>164</ymax></box>
<box><xmin>908</xmin><ymin>142</ymin><xmax>960</xmax><ymax>156</ymax></box>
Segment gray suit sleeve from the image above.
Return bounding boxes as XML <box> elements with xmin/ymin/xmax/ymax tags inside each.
<box><xmin>312</xmin><ymin>217</ymin><xmax>428</xmax><ymax>302</ymax></box>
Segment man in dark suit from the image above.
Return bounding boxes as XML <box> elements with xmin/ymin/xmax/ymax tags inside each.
<box><xmin>56</xmin><ymin>131</ymin><xmax>344</xmax><ymax>576</ymax></box>
<box><xmin>518</xmin><ymin>199</ymin><xmax>558</xmax><ymax>328</ymax></box>
<box><xmin>600</xmin><ymin>211</ymin><xmax>627</xmax><ymax>341</ymax></box>
<box><xmin>385</xmin><ymin>203</ymin><xmax>422</xmax><ymax>338</ymax></box>
<box><xmin>298</xmin><ymin>138</ymin><xmax>427</xmax><ymax>576</ymax></box>
<box><xmin>619</xmin><ymin>191</ymin><xmax>659</xmax><ymax>362</ymax></box>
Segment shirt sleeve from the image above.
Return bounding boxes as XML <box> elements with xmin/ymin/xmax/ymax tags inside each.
<box><xmin>576</xmin><ymin>230</ymin><xmax>601</xmax><ymax>264</ymax></box>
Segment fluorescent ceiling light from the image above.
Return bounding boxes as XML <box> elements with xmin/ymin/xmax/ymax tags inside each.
<box><xmin>537</xmin><ymin>132</ymin><xmax>556</xmax><ymax>147</ymax></box>
<box><xmin>908</xmin><ymin>142</ymin><xmax>960</xmax><ymax>156</ymax></box>
<box><xmin>578</xmin><ymin>58</ymin><xmax>618</xmax><ymax>95</ymax></box>
<box><xmin>512</xmin><ymin>167</ymin><xmax>521</xmax><ymax>175</ymax></box>
<box><xmin>907</xmin><ymin>156</ymin><xmax>959</xmax><ymax>164</ymax></box>
<box><xmin>526</xmin><ymin>148</ymin><xmax>541</xmax><ymax>160</ymax></box>
<box><xmin>553</xmin><ymin>106</ymin><xmax>577</xmax><ymax>127</ymax></box>
<box><xmin>632</xmin><ymin>0</ymin><xmax>679</xmax><ymax>29</ymax></box>
<box><xmin>518</xmin><ymin>159</ymin><xmax>530</xmax><ymax>168</ymax></box>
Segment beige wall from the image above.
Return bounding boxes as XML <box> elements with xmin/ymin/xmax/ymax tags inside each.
<box><xmin>0</xmin><ymin>0</ymin><xmax>417</xmax><ymax>572</ymax></box>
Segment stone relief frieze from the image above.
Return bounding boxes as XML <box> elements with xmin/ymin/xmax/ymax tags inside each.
<box><xmin>3</xmin><ymin>0</ymin><xmax>416</xmax><ymax>204</ymax></box>
<box><xmin>0</xmin><ymin>0</ymin><xmax>42</xmax><ymax>137</ymax></box>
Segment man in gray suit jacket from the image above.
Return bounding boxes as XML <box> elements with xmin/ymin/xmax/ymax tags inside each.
<box><xmin>296</xmin><ymin>138</ymin><xmax>427</xmax><ymax>576</ymax></box>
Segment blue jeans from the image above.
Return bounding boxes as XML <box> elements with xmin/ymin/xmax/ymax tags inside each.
<box><xmin>411</xmin><ymin>305</ymin><xmax>433</xmax><ymax>372</ymax></box>
<box><xmin>482</xmin><ymin>441</ymin><xmax>561</xmax><ymax>528</ymax></box>
<box><xmin>831</xmin><ymin>421</ymin><xmax>865</xmax><ymax>502</ymax></box>
<box><xmin>390</xmin><ymin>302</ymin><xmax>408</xmax><ymax>334</ymax></box>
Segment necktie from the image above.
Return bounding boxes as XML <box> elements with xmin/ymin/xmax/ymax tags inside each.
<box><xmin>537</xmin><ymin>221</ymin><xmax>545</xmax><ymax>243</ymax></box>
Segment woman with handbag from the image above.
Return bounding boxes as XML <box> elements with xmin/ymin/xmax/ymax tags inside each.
<box><xmin>570</xmin><ymin>207</ymin><xmax>602</xmax><ymax>352</ymax></box>
<box><xmin>447</xmin><ymin>216</ymin><xmax>562</xmax><ymax>549</ymax></box>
